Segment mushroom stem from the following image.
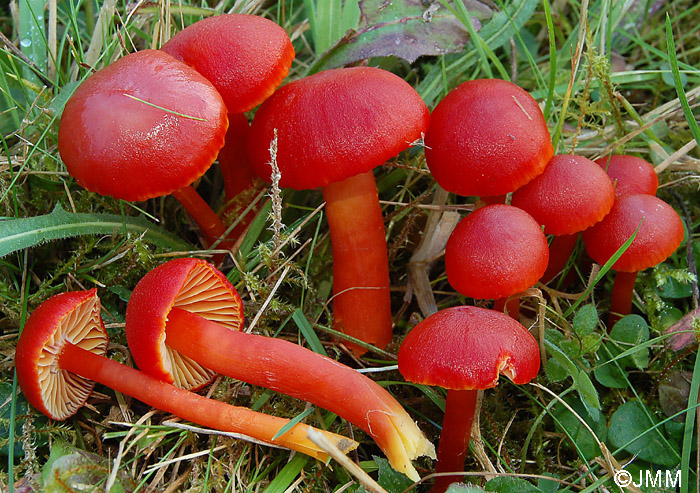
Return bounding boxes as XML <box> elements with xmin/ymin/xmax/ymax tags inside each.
<box><xmin>321</xmin><ymin>170</ymin><xmax>393</xmax><ymax>356</ymax></box>
<box><xmin>171</xmin><ymin>185</ymin><xmax>227</xmax><ymax>246</ymax></box>
<box><xmin>57</xmin><ymin>340</ymin><xmax>353</xmax><ymax>460</ymax></box>
<box><xmin>165</xmin><ymin>307</ymin><xmax>434</xmax><ymax>481</ymax></box>
<box><xmin>493</xmin><ymin>297</ymin><xmax>520</xmax><ymax>320</ymax></box>
<box><xmin>542</xmin><ymin>233</ymin><xmax>579</xmax><ymax>284</ymax></box>
<box><xmin>432</xmin><ymin>389</ymin><xmax>478</xmax><ymax>493</ymax></box>
<box><xmin>609</xmin><ymin>270</ymin><xmax>638</xmax><ymax>327</ymax></box>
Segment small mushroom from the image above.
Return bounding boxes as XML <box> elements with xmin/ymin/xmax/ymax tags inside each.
<box><xmin>125</xmin><ymin>258</ymin><xmax>435</xmax><ymax>481</ymax></box>
<box><xmin>58</xmin><ymin>50</ymin><xmax>229</xmax><ymax>246</ymax></box>
<box><xmin>424</xmin><ymin>78</ymin><xmax>553</xmax><ymax>203</ymax></box>
<box><xmin>247</xmin><ymin>67</ymin><xmax>430</xmax><ymax>355</ymax></box>
<box><xmin>511</xmin><ymin>154</ymin><xmax>615</xmax><ymax>283</ymax></box>
<box><xmin>582</xmin><ymin>194</ymin><xmax>684</xmax><ymax>325</ymax></box>
<box><xmin>161</xmin><ymin>13</ymin><xmax>294</xmax><ymax>215</ymax></box>
<box><xmin>15</xmin><ymin>289</ymin><xmax>357</xmax><ymax>460</ymax></box>
<box><xmin>444</xmin><ymin>204</ymin><xmax>549</xmax><ymax>316</ymax></box>
<box><xmin>398</xmin><ymin>306</ymin><xmax>540</xmax><ymax>492</ymax></box>
<box><xmin>594</xmin><ymin>154</ymin><xmax>659</xmax><ymax>197</ymax></box>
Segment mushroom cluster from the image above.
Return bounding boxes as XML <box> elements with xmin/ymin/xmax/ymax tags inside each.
<box><xmin>30</xmin><ymin>10</ymin><xmax>687</xmax><ymax>491</ymax></box>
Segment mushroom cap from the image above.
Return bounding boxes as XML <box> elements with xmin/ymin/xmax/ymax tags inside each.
<box><xmin>247</xmin><ymin>67</ymin><xmax>430</xmax><ymax>190</ymax></box>
<box><xmin>594</xmin><ymin>155</ymin><xmax>659</xmax><ymax>197</ymax></box>
<box><xmin>398</xmin><ymin>306</ymin><xmax>540</xmax><ymax>390</ymax></box>
<box><xmin>125</xmin><ymin>258</ymin><xmax>244</xmax><ymax>390</ymax></box>
<box><xmin>582</xmin><ymin>194</ymin><xmax>684</xmax><ymax>272</ymax></box>
<box><xmin>15</xmin><ymin>290</ymin><xmax>109</xmax><ymax>420</ymax></box>
<box><xmin>161</xmin><ymin>14</ymin><xmax>295</xmax><ymax>114</ymax></box>
<box><xmin>445</xmin><ymin>204</ymin><xmax>549</xmax><ymax>299</ymax></box>
<box><xmin>58</xmin><ymin>50</ymin><xmax>228</xmax><ymax>201</ymax></box>
<box><xmin>424</xmin><ymin>78</ymin><xmax>553</xmax><ymax>197</ymax></box>
<box><xmin>511</xmin><ymin>154</ymin><xmax>615</xmax><ymax>235</ymax></box>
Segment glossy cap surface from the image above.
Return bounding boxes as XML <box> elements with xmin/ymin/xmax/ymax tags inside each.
<box><xmin>445</xmin><ymin>205</ymin><xmax>549</xmax><ymax>299</ymax></box>
<box><xmin>511</xmin><ymin>154</ymin><xmax>615</xmax><ymax>235</ymax></box>
<box><xmin>162</xmin><ymin>14</ymin><xmax>294</xmax><ymax>114</ymax></box>
<box><xmin>582</xmin><ymin>194</ymin><xmax>684</xmax><ymax>272</ymax></box>
<box><xmin>594</xmin><ymin>155</ymin><xmax>658</xmax><ymax>197</ymax></box>
<box><xmin>425</xmin><ymin>79</ymin><xmax>553</xmax><ymax>197</ymax></box>
<box><xmin>58</xmin><ymin>50</ymin><xmax>228</xmax><ymax>201</ymax></box>
<box><xmin>247</xmin><ymin>67</ymin><xmax>430</xmax><ymax>190</ymax></box>
<box><xmin>398</xmin><ymin>306</ymin><xmax>540</xmax><ymax>390</ymax></box>
<box><xmin>16</xmin><ymin>290</ymin><xmax>109</xmax><ymax>420</ymax></box>
<box><xmin>125</xmin><ymin>258</ymin><xmax>244</xmax><ymax>390</ymax></box>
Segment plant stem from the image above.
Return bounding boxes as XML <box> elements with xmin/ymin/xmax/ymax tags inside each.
<box><xmin>164</xmin><ymin>307</ymin><xmax>434</xmax><ymax>481</ymax></box>
<box><xmin>322</xmin><ymin>170</ymin><xmax>392</xmax><ymax>355</ymax></box>
<box><xmin>432</xmin><ymin>389</ymin><xmax>478</xmax><ymax>493</ymax></box>
<box><xmin>58</xmin><ymin>341</ymin><xmax>351</xmax><ymax>460</ymax></box>
<box><xmin>171</xmin><ymin>186</ymin><xmax>227</xmax><ymax>246</ymax></box>
<box><xmin>609</xmin><ymin>270</ymin><xmax>638</xmax><ymax>326</ymax></box>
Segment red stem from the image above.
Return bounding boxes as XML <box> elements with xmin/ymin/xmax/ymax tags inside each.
<box><xmin>432</xmin><ymin>389</ymin><xmax>478</xmax><ymax>493</ymax></box>
<box><xmin>321</xmin><ymin>170</ymin><xmax>393</xmax><ymax>355</ymax></box>
<box><xmin>57</xmin><ymin>341</ymin><xmax>352</xmax><ymax>460</ymax></box>
<box><xmin>609</xmin><ymin>270</ymin><xmax>639</xmax><ymax>327</ymax></box>
<box><xmin>171</xmin><ymin>186</ymin><xmax>227</xmax><ymax>246</ymax></box>
<box><xmin>165</xmin><ymin>307</ymin><xmax>433</xmax><ymax>480</ymax></box>
<box><xmin>493</xmin><ymin>297</ymin><xmax>520</xmax><ymax>320</ymax></box>
<box><xmin>541</xmin><ymin>233</ymin><xmax>579</xmax><ymax>284</ymax></box>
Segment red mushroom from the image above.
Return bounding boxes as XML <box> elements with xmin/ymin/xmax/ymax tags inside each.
<box><xmin>161</xmin><ymin>13</ymin><xmax>295</xmax><ymax>215</ymax></box>
<box><xmin>594</xmin><ymin>154</ymin><xmax>659</xmax><ymax>197</ymax></box>
<box><xmin>511</xmin><ymin>154</ymin><xmax>615</xmax><ymax>283</ymax></box>
<box><xmin>15</xmin><ymin>289</ymin><xmax>358</xmax><ymax>460</ymax></box>
<box><xmin>444</xmin><ymin>204</ymin><xmax>549</xmax><ymax>316</ymax></box>
<box><xmin>247</xmin><ymin>67</ymin><xmax>430</xmax><ymax>355</ymax></box>
<box><xmin>424</xmin><ymin>79</ymin><xmax>553</xmax><ymax>204</ymax></box>
<box><xmin>58</xmin><ymin>50</ymin><xmax>229</xmax><ymax>246</ymax></box>
<box><xmin>398</xmin><ymin>306</ymin><xmax>540</xmax><ymax>492</ymax></box>
<box><xmin>582</xmin><ymin>194</ymin><xmax>684</xmax><ymax>325</ymax></box>
<box><xmin>125</xmin><ymin>258</ymin><xmax>435</xmax><ymax>480</ymax></box>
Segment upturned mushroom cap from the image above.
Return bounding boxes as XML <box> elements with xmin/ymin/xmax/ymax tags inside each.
<box><xmin>125</xmin><ymin>258</ymin><xmax>244</xmax><ymax>390</ymax></box>
<box><xmin>247</xmin><ymin>67</ymin><xmax>430</xmax><ymax>190</ymax></box>
<box><xmin>445</xmin><ymin>205</ymin><xmax>549</xmax><ymax>299</ymax></box>
<box><xmin>58</xmin><ymin>50</ymin><xmax>228</xmax><ymax>201</ymax></box>
<box><xmin>582</xmin><ymin>194</ymin><xmax>684</xmax><ymax>272</ymax></box>
<box><xmin>15</xmin><ymin>290</ymin><xmax>108</xmax><ymax>420</ymax></box>
<box><xmin>594</xmin><ymin>155</ymin><xmax>658</xmax><ymax>197</ymax></box>
<box><xmin>398</xmin><ymin>306</ymin><xmax>540</xmax><ymax>390</ymax></box>
<box><xmin>424</xmin><ymin>78</ymin><xmax>553</xmax><ymax>197</ymax></box>
<box><xmin>511</xmin><ymin>154</ymin><xmax>615</xmax><ymax>235</ymax></box>
<box><xmin>161</xmin><ymin>14</ymin><xmax>295</xmax><ymax>114</ymax></box>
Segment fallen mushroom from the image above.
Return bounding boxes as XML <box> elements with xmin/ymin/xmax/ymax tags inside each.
<box><xmin>15</xmin><ymin>289</ymin><xmax>358</xmax><ymax>460</ymax></box>
<box><xmin>58</xmin><ymin>50</ymin><xmax>229</xmax><ymax>246</ymax></box>
<box><xmin>247</xmin><ymin>67</ymin><xmax>430</xmax><ymax>355</ymax></box>
<box><xmin>125</xmin><ymin>257</ymin><xmax>435</xmax><ymax>481</ymax></box>
<box><xmin>398</xmin><ymin>306</ymin><xmax>540</xmax><ymax>492</ymax></box>
<box><xmin>582</xmin><ymin>194</ymin><xmax>684</xmax><ymax>325</ymax></box>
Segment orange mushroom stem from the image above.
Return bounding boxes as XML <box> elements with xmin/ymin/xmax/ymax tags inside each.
<box><xmin>16</xmin><ymin>290</ymin><xmax>357</xmax><ymax>460</ymax></box>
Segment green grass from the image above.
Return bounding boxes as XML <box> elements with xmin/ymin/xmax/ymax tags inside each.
<box><xmin>1</xmin><ymin>0</ymin><xmax>700</xmax><ymax>492</ymax></box>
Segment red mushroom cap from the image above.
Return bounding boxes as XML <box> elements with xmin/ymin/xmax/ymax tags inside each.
<box><xmin>398</xmin><ymin>306</ymin><xmax>540</xmax><ymax>390</ymax></box>
<box><xmin>594</xmin><ymin>155</ymin><xmax>659</xmax><ymax>197</ymax></box>
<box><xmin>445</xmin><ymin>205</ymin><xmax>549</xmax><ymax>299</ymax></box>
<box><xmin>424</xmin><ymin>79</ymin><xmax>553</xmax><ymax>197</ymax></box>
<box><xmin>582</xmin><ymin>194</ymin><xmax>684</xmax><ymax>272</ymax></box>
<box><xmin>247</xmin><ymin>67</ymin><xmax>430</xmax><ymax>190</ymax></box>
<box><xmin>58</xmin><ymin>50</ymin><xmax>228</xmax><ymax>201</ymax></box>
<box><xmin>161</xmin><ymin>14</ymin><xmax>295</xmax><ymax>114</ymax></box>
<box><xmin>15</xmin><ymin>289</ymin><xmax>108</xmax><ymax>420</ymax></box>
<box><xmin>511</xmin><ymin>154</ymin><xmax>615</xmax><ymax>235</ymax></box>
<box><xmin>125</xmin><ymin>258</ymin><xmax>244</xmax><ymax>390</ymax></box>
